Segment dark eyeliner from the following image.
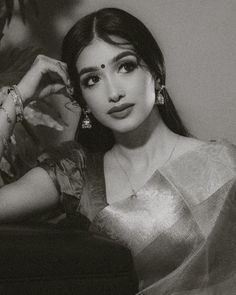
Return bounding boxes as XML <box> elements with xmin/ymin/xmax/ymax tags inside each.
<box><xmin>81</xmin><ymin>75</ymin><xmax>99</xmax><ymax>88</ymax></box>
<box><xmin>118</xmin><ymin>59</ymin><xmax>138</xmax><ymax>72</ymax></box>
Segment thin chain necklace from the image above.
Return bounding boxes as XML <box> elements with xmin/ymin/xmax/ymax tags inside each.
<box><xmin>113</xmin><ymin>149</ymin><xmax>138</xmax><ymax>198</ymax></box>
<box><xmin>112</xmin><ymin>135</ymin><xmax>180</xmax><ymax>198</ymax></box>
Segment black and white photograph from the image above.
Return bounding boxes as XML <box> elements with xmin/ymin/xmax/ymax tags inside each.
<box><xmin>0</xmin><ymin>0</ymin><xmax>235</xmax><ymax>294</ymax></box>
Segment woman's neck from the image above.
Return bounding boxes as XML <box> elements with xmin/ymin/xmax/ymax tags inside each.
<box><xmin>111</xmin><ymin>108</ymin><xmax>179</xmax><ymax>171</ymax></box>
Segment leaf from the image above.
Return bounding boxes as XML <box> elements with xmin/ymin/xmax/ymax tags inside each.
<box><xmin>0</xmin><ymin>1</ymin><xmax>6</xmax><ymax>42</ymax></box>
<box><xmin>0</xmin><ymin>0</ymin><xmax>6</xmax><ymax>19</ymax></box>
<box><xmin>0</xmin><ymin>0</ymin><xmax>5</xmax><ymax>15</ymax></box>
<box><xmin>0</xmin><ymin>46</ymin><xmax>42</xmax><ymax>86</ymax></box>
<box><xmin>4</xmin><ymin>0</ymin><xmax>14</xmax><ymax>25</ymax></box>
<box><xmin>0</xmin><ymin>16</ymin><xmax>5</xmax><ymax>41</ymax></box>
<box><xmin>18</xmin><ymin>0</ymin><xmax>26</xmax><ymax>23</ymax></box>
<box><xmin>0</xmin><ymin>0</ymin><xmax>39</xmax><ymax>32</ymax></box>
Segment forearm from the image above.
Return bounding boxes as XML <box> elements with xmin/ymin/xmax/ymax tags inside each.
<box><xmin>0</xmin><ymin>53</ymin><xmax>73</xmax><ymax>159</ymax></box>
<box><xmin>0</xmin><ymin>87</ymin><xmax>17</xmax><ymax>157</ymax></box>
<box><xmin>0</xmin><ymin>54</ymin><xmax>72</xmax><ymax>222</ymax></box>
<box><xmin>0</xmin><ymin>167</ymin><xmax>60</xmax><ymax>223</ymax></box>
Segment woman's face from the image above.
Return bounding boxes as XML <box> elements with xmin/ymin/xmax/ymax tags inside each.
<box><xmin>76</xmin><ymin>37</ymin><xmax>156</xmax><ymax>133</ymax></box>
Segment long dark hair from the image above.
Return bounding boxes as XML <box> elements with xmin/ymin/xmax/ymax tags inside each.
<box><xmin>62</xmin><ymin>7</ymin><xmax>189</xmax><ymax>152</ymax></box>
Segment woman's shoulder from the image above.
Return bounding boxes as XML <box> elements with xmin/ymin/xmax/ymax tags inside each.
<box><xmin>162</xmin><ymin>137</ymin><xmax>236</xmax><ymax>206</ymax></box>
<box><xmin>38</xmin><ymin>140</ymin><xmax>86</xmax><ymax>166</ymax></box>
<box><xmin>37</xmin><ymin>141</ymin><xmax>88</xmax><ymax>195</ymax></box>
<box><xmin>37</xmin><ymin>141</ymin><xmax>103</xmax><ymax>206</ymax></box>
<box><xmin>174</xmin><ymin>136</ymin><xmax>236</xmax><ymax>169</ymax></box>
<box><xmin>174</xmin><ymin>136</ymin><xmax>204</xmax><ymax>159</ymax></box>
<box><xmin>37</xmin><ymin>140</ymin><xmax>103</xmax><ymax>180</ymax></box>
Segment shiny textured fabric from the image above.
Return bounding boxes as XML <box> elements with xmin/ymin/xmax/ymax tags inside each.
<box><xmin>39</xmin><ymin>140</ymin><xmax>236</xmax><ymax>294</ymax></box>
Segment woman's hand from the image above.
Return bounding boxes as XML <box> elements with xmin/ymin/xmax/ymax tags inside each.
<box><xmin>0</xmin><ymin>86</ymin><xmax>9</xmax><ymax>105</ymax></box>
<box><xmin>17</xmin><ymin>55</ymin><xmax>73</xmax><ymax>105</ymax></box>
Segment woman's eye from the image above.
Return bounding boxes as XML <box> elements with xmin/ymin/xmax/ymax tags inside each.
<box><xmin>119</xmin><ymin>61</ymin><xmax>137</xmax><ymax>73</ymax></box>
<box><xmin>82</xmin><ymin>75</ymin><xmax>100</xmax><ymax>88</ymax></box>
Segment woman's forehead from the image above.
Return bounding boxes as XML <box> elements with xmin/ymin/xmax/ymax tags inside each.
<box><xmin>76</xmin><ymin>37</ymin><xmax>135</xmax><ymax>70</ymax></box>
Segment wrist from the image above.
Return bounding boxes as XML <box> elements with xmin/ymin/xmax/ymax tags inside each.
<box><xmin>7</xmin><ymin>86</ymin><xmax>24</xmax><ymax>122</ymax></box>
<box><xmin>16</xmin><ymin>82</ymin><xmax>30</xmax><ymax>105</ymax></box>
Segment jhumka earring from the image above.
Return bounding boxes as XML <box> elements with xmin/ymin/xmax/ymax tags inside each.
<box><xmin>81</xmin><ymin>108</ymin><xmax>92</xmax><ymax>129</ymax></box>
<box><xmin>155</xmin><ymin>85</ymin><xmax>166</xmax><ymax>105</ymax></box>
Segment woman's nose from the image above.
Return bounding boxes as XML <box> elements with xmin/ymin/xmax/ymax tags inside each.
<box><xmin>106</xmin><ymin>77</ymin><xmax>125</xmax><ymax>102</ymax></box>
<box><xmin>108</xmin><ymin>90</ymin><xmax>126</xmax><ymax>103</ymax></box>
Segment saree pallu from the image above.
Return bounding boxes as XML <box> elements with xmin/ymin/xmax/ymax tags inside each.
<box><xmin>91</xmin><ymin>141</ymin><xmax>236</xmax><ymax>294</ymax></box>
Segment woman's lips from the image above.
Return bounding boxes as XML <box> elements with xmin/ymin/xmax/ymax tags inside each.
<box><xmin>107</xmin><ymin>103</ymin><xmax>134</xmax><ymax>119</ymax></box>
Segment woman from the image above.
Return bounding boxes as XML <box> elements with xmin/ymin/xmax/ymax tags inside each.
<box><xmin>0</xmin><ymin>7</ymin><xmax>235</xmax><ymax>294</ymax></box>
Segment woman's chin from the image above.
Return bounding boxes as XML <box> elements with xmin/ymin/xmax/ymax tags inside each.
<box><xmin>108</xmin><ymin>120</ymin><xmax>144</xmax><ymax>135</ymax></box>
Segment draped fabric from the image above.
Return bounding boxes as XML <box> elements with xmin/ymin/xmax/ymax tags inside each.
<box><xmin>39</xmin><ymin>140</ymin><xmax>236</xmax><ymax>294</ymax></box>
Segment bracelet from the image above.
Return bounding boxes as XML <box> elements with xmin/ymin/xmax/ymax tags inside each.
<box><xmin>0</xmin><ymin>106</ymin><xmax>12</xmax><ymax>124</ymax></box>
<box><xmin>7</xmin><ymin>85</ymin><xmax>24</xmax><ymax>122</ymax></box>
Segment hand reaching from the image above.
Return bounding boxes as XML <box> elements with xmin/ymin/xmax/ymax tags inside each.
<box><xmin>17</xmin><ymin>55</ymin><xmax>74</xmax><ymax>105</ymax></box>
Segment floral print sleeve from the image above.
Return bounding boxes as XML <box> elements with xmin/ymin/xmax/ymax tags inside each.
<box><xmin>37</xmin><ymin>141</ymin><xmax>87</xmax><ymax>217</ymax></box>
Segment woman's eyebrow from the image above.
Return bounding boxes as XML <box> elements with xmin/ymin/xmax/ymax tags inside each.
<box><xmin>112</xmin><ymin>50</ymin><xmax>137</xmax><ymax>63</ymax></box>
<box><xmin>78</xmin><ymin>66</ymin><xmax>100</xmax><ymax>78</ymax></box>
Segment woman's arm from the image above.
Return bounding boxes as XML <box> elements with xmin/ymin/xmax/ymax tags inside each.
<box><xmin>0</xmin><ymin>54</ymin><xmax>73</xmax><ymax>158</ymax></box>
<box><xmin>0</xmin><ymin>167</ymin><xmax>60</xmax><ymax>222</ymax></box>
<box><xmin>0</xmin><ymin>87</ymin><xmax>17</xmax><ymax>156</ymax></box>
<box><xmin>0</xmin><ymin>54</ymin><xmax>74</xmax><ymax>222</ymax></box>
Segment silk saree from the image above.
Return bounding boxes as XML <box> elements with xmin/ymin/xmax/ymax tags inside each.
<box><xmin>39</xmin><ymin>140</ymin><xmax>236</xmax><ymax>294</ymax></box>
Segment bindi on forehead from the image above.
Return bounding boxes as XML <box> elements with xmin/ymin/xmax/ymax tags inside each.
<box><xmin>77</xmin><ymin>45</ymin><xmax>138</xmax><ymax>78</ymax></box>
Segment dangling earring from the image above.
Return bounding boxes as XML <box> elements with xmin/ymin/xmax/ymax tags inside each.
<box><xmin>82</xmin><ymin>108</ymin><xmax>92</xmax><ymax>129</ymax></box>
<box><xmin>155</xmin><ymin>85</ymin><xmax>166</xmax><ymax>105</ymax></box>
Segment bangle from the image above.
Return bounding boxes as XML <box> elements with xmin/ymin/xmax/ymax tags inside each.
<box><xmin>7</xmin><ymin>85</ymin><xmax>24</xmax><ymax>122</ymax></box>
<box><xmin>0</xmin><ymin>106</ymin><xmax>12</xmax><ymax>124</ymax></box>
